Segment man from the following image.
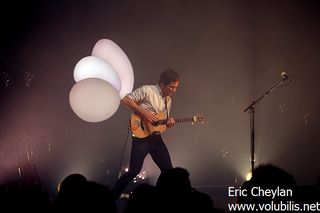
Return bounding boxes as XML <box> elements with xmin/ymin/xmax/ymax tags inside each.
<box><xmin>112</xmin><ymin>69</ymin><xmax>179</xmax><ymax>199</ymax></box>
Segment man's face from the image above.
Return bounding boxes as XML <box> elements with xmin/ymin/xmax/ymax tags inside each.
<box><xmin>160</xmin><ymin>81</ymin><xmax>179</xmax><ymax>96</ymax></box>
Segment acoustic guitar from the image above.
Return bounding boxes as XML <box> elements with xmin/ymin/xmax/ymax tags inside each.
<box><xmin>129</xmin><ymin>112</ymin><xmax>205</xmax><ymax>138</ymax></box>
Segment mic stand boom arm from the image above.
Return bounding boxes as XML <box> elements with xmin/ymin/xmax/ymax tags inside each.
<box><xmin>244</xmin><ymin>77</ymin><xmax>289</xmax><ymax>175</ymax></box>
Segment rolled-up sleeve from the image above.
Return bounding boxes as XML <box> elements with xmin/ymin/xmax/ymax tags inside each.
<box><xmin>126</xmin><ymin>86</ymin><xmax>147</xmax><ymax>102</ymax></box>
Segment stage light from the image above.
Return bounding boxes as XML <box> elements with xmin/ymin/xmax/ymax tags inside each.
<box><xmin>69</xmin><ymin>78</ymin><xmax>120</xmax><ymax>122</ymax></box>
<box><xmin>246</xmin><ymin>171</ymin><xmax>252</xmax><ymax>181</ymax></box>
<box><xmin>73</xmin><ymin>56</ymin><xmax>121</xmax><ymax>92</ymax></box>
<box><xmin>92</xmin><ymin>39</ymin><xmax>134</xmax><ymax>99</ymax></box>
<box><xmin>133</xmin><ymin>170</ymin><xmax>147</xmax><ymax>183</ymax></box>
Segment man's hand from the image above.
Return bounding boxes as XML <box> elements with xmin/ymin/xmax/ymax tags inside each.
<box><xmin>166</xmin><ymin>117</ymin><xmax>176</xmax><ymax>128</ymax></box>
<box><xmin>122</xmin><ymin>96</ymin><xmax>158</xmax><ymax>123</ymax></box>
<box><xmin>141</xmin><ymin>110</ymin><xmax>158</xmax><ymax>124</ymax></box>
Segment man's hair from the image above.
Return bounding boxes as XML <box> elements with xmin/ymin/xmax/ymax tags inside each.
<box><xmin>158</xmin><ymin>69</ymin><xmax>179</xmax><ymax>86</ymax></box>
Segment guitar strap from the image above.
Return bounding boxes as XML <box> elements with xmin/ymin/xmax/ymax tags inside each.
<box><xmin>164</xmin><ymin>96</ymin><xmax>169</xmax><ymax>119</ymax></box>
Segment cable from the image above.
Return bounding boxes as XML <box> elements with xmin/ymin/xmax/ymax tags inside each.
<box><xmin>116</xmin><ymin>124</ymin><xmax>131</xmax><ymax>179</ymax></box>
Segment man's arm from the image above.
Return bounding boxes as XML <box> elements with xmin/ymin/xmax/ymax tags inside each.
<box><xmin>121</xmin><ymin>96</ymin><xmax>158</xmax><ymax>123</ymax></box>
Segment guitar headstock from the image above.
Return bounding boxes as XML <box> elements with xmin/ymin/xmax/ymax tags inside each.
<box><xmin>192</xmin><ymin>114</ymin><xmax>205</xmax><ymax>123</ymax></box>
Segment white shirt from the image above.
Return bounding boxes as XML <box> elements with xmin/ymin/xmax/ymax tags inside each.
<box><xmin>126</xmin><ymin>84</ymin><xmax>172</xmax><ymax>115</ymax></box>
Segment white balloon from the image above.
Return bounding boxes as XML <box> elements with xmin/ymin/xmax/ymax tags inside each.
<box><xmin>69</xmin><ymin>78</ymin><xmax>120</xmax><ymax>122</ymax></box>
<box><xmin>92</xmin><ymin>39</ymin><xmax>134</xmax><ymax>99</ymax></box>
<box><xmin>74</xmin><ymin>56</ymin><xmax>121</xmax><ymax>92</ymax></box>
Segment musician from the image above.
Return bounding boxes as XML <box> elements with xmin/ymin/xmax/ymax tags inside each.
<box><xmin>112</xmin><ymin>69</ymin><xmax>180</xmax><ymax>199</ymax></box>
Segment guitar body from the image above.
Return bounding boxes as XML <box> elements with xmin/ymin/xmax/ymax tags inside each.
<box><xmin>130</xmin><ymin>112</ymin><xmax>167</xmax><ymax>138</ymax></box>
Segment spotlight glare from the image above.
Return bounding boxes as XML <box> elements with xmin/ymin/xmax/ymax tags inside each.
<box><xmin>246</xmin><ymin>172</ymin><xmax>252</xmax><ymax>181</ymax></box>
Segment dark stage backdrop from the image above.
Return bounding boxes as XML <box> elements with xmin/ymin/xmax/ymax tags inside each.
<box><xmin>1</xmin><ymin>0</ymin><xmax>319</xmax><ymax>196</ymax></box>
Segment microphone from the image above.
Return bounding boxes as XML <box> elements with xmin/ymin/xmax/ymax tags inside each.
<box><xmin>281</xmin><ymin>72</ymin><xmax>289</xmax><ymax>80</ymax></box>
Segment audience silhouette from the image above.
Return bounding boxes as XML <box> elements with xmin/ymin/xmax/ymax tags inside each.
<box><xmin>237</xmin><ymin>163</ymin><xmax>320</xmax><ymax>213</ymax></box>
<box><xmin>53</xmin><ymin>173</ymin><xmax>116</xmax><ymax>212</ymax></box>
<box><xmin>1</xmin><ymin>164</ymin><xmax>319</xmax><ymax>213</ymax></box>
<box><xmin>155</xmin><ymin>167</ymin><xmax>215</xmax><ymax>212</ymax></box>
<box><xmin>238</xmin><ymin>164</ymin><xmax>297</xmax><ymax>205</ymax></box>
<box><xmin>123</xmin><ymin>183</ymin><xmax>158</xmax><ymax>213</ymax></box>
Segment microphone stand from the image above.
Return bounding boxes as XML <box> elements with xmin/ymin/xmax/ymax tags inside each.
<box><xmin>244</xmin><ymin>77</ymin><xmax>290</xmax><ymax>176</ymax></box>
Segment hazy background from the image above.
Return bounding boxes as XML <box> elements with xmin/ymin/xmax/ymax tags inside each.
<box><xmin>1</xmin><ymin>0</ymin><xmax>319</xmax><ymax>196</ymax></box>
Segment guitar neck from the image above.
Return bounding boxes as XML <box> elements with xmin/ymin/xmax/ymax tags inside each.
<box><xmin>175</xmin><ymin>117</ymin><xmax>195</xmax><ymax>123</ymax></box>
<box><xmin>158</xmin><ymin>117</ymin><xmax>194</xmax><ymax>125</ymax></box>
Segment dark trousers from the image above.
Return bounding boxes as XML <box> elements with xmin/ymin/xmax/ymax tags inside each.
<box><xmin>113</xmin><ymin>134</ymin><xmax>173</xmax><ymax>197</ymax></box>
